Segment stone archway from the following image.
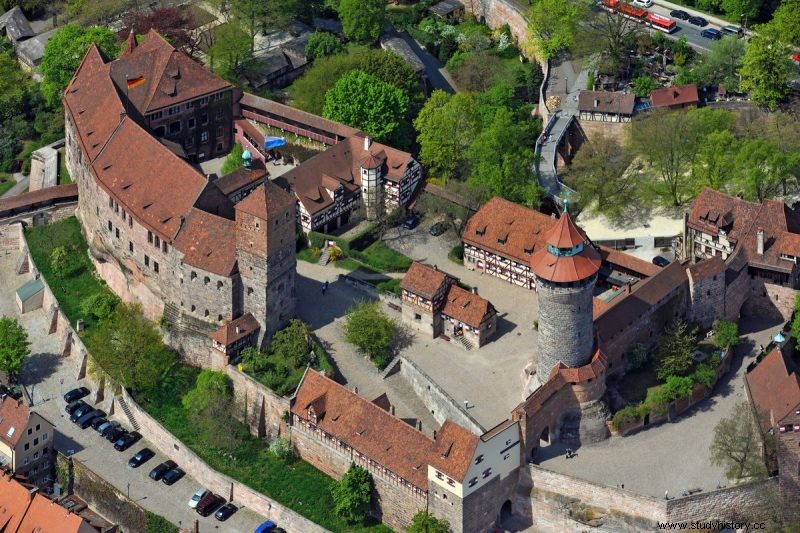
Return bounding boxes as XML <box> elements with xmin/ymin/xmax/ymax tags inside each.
<box><xmin>539</xmin><ymin>426</ymin><xmax>550</xmax><ymax>445</ymax></box>
<box><xmin>500</xmin><ymin>500</ymin><xmax>513</xmax><ymax>523</ymax></box>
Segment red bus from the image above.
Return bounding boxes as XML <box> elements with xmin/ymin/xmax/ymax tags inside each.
<box><xmin>646</xmin><ymin>13</ymin><xmax>677</xmax><ymax>33</ymax></box>
<box><xmin>602</xmin><ymin>0</ymin><xmax>648</xmax><ymax>21</ymax></box>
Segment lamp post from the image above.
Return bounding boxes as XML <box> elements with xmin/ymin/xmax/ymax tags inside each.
<box><xmin>741</xmin><ymin>13</ymin><xmax>748</xmax><ymax>35</ymax></box>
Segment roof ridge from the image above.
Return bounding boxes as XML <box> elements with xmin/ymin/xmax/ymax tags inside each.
<box><xmin>89</xmin><ymin>112</ymin><xmax>128</xmax><ymax>165</ymax></box>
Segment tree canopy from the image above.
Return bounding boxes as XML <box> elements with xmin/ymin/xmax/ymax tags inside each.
<box><xmin>0</xmin><ymin>317</ymin><xmax>29</xmax><ymax>383</ymax></box>
<box><xmin>713</xmin><ymin>319</ymin><xmax>739</xmax><ymax>350</ymax></box>
<box><xmin>343</xmin><ymin>300</ymin><xmax>397</xmax><ymax>369</ymax></box>
<box><xmin>739</xmin><ymin>28</ymin><xmax>794</xmax><ymax>109</ymax></box>
<box><xmin>305</xmin><ymin>31</ymin><xmax>343</xmax><ymax>60</ymax></box>
<box><xmin>710</xmin><ymin>401</ymin><xmax>768</xmax><ymax>481</ymax></box>
<box><xmin>525</xmin><ymin>0</ymin><xmax>588</xmax><ymax>59</ymax></box>
<box><xmin>408</xmin><ymin>511</ymin><xmax>451</xmax><ymax>533</ymax></box>
<box><xmin>339</xmin><ymin>0</ymin><xmax>384</xmax><ymax>43</ymax></box>
<box><xmin>331</xmin><ymin>463</ymin><xmax>372</xmax><ymax>523</ymax></box>
<box><xmin>40</xmin><ymin>24</ymin><xmax>119</xmax><ymax>108</ymax></box>
<box><xmin>654</xmin><ymin>320</ymin><xmax>698</xmax><ymax>380</ymax></box>
<box><xmin>692</xmin><ymin>37</ymin><xmax>745</xmax><ymax>90</ymax></box>
<box><xmin>208</xmin><ymin>22</ymin><xmax>253</xmax><ymax>82</ymax></box>
<box><xmin>0</xmin><ymin>52</ymin><xmax>31</xmax><ymax>122</ymax></box>
<box><xmin>323</xmin><ymin>70</ymin><xmax>409</xmax><ymax>145</ymax></box>
<box><xmin>767</xmin><ymin>0</ymin><xmax>800</xmax><ymax>45</ymax></box>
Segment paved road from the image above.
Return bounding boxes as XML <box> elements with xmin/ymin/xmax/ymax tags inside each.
<box><xmin>393</xmin><ymin>30</ymin><xmax>457</xmax><ymax>94</ymax></box>
<box><xmin>0</xmin><ymin>253</ymin><xmax>268</xmax><ymax>533</ymax></box>
<box><xmin>1</xmin><ymin>173</ymin><xmax>28</xmax><ymax>199</ymax></box>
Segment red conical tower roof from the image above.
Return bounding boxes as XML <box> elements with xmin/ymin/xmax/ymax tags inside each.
<box><xmin>531</xmin><ymin>213</ymin><xmax>601</xmax><ymax>283</ymax></box>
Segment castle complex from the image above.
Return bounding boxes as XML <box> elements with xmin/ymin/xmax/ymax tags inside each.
<box><xmin>56</xmin><ymin>29</ymin><xmax>800</xmax><ymax>532</ymax></box>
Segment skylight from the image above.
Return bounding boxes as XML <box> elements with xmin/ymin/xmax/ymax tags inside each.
<box><xmin>6</xmin><ymin>426</ymin><xmax>15</xmax><ymax>438</ymax></box>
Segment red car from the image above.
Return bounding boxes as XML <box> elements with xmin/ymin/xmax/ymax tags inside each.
<box><xmin>793</xmin><ymin>53</ymin><xmax>800</xmax><ymax>63</ymax></box>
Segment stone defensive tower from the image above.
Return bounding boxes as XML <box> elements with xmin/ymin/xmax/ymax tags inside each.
<box><xmin>235</xmin><ymin>181</ymin><xmax>298</xmax><ymax>346</ymax></box>
<box><xmin>532</xmin><ymin>212</ymin><xmax>601</xmax><ymax>381</ymax></box>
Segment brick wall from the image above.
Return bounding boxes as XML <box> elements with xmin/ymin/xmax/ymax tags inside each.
<box><xmin>0</xmin><ymin>222</ymin><xmax>22</xmax><ymax>253</ymax></box>
<box><xmin>226</xmin><ymin>365</ymin><xmax>290</xmax><ymax>439</ymax></box>
<box><xmin>468</xmin><ymin>0</ymin><xmax>528</xmax><ymax>51</ymax></box>
<box><xmin>688</xmin><ymin>270</ymin><xmax>725</xmax><ymax>328</ymax></box>
<box><xmin>515</xmin><ymin>382</ymin><xmax>581</xmax><ymax>461</ymax></box>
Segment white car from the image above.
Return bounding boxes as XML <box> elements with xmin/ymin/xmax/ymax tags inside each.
<box><xmin>188</xmin><ymin>488</ymin><xmax>208</xmax><ymax>509</ymax></box>
<box><xmin>633</xmin><ymin>0</ymin><xmax>653</xmax><ymax>6</ymax></box>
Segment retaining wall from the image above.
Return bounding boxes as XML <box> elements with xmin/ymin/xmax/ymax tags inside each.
<box><xmin>226</xmin><ymin>364</ymin><xmax>291</xmax><ymax>439</ymax></box>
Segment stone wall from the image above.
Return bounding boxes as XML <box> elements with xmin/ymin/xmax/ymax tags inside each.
<box><xmin>688</xmin><ymin>269</ymin><xmax>725</xmax><ymax>329</ymax></box>
<box><xmin>226</xmin><ymin>365</ymin><xmax>290</xmax><ymax>439</ymax></box>
<box><xmin>742</xmin><ymin>278</ymin><xmax>796</xmax><ymax>323</ymax></box>
<box><xmin>395</xmin><ymin>355</ymin><xmax>484</xmax><ymax>434</ymax></box>
<box><xmin>469</xmin><ymin>0</ymin><xmax>528</xmax><ymax>51</ymax></box>
<box><xmin>515</xmin><ymin>381</ymin><xmax>581</xmax><ymax>460</ymax></box>
<box><xmin>665</xmin><ymin>477</ymin><xmax>778</xmax><ymax>523</ymax></box>
<box><xmin>0</xmin><ymin>222</ymin><xmax>22</xmax><ymax>252</ymax></box>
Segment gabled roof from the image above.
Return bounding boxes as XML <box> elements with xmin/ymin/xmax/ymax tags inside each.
<box><xmin>0</xmin><ymin>474</ymin><xmax>33</xmax><ymax>532</ymax></box>
<box><xmin>745</xmin><ymin>347</ymin><xmax>800</xmax><ymax>432</ymax></box>
<box><xmin>687</xmin><ymin>256</ymin><xmax>725</xmax><ymax>281</ymax></box>
<box><xmin>210</xmin><ymin>312</ymin><xmax>260</xmax><ymax>345</ymax></box>
<box><xmin>650</xmin><ymin>84</ymin><xmax>699</xmax><ymax>108</ymax></box>
<box><xmin>235</xmin><ymin>179</ymin><xmax>296</xmax><ymax>220</ymax></box>
<box><xmin>291</xmin><ymin>371</ymin><xmax>479</xmax><ymax>489</ymax></box>
<box><xmin>400</xmin><ymin>262</ymin><xmax>451</xmax><ymax>300</ymax></box>
<box><xmin>0</xmin><ymin>396</ymin><xmax>31</xmax><ymax>448</ymax></box>
<box><xmin>578</xmin><ymin>90</ymin><xmax>635</xmax><ymax>115</ymax></box>
<box><xmin>214</xmin><ymin>159</ymin><xmax>267</xmax><ymax>197</ymax></box>
<box><xmin>16</xmin><ymin>493</ymin><xmax>94</xmax><ymax>533</ymax></box>
<box><xmin>531</xmin><ymin>213</ymin><xmax>601</xmax><ymax>283</ymax></box>
<box><xmin>598</xmin><ymin>245</ymin><xmax>660</xmax><ymax>277</ymax></box>
<box><xmin>172</xmin><ymin>208</ymin><xmax>237</xmax><ymax>276</ymax></box>
<box><xmin>463</xmin><ymin>197</ymin><xmax>558</xmax><ymax>266</ymax></box>
<box><xmin>109</xmin><ymin>29</ymin><xmax>231</xmax><ymax>114</ymax></box>
<box><xmin>441</xmin><ymin>285</ymin><xmax>495</xmax><ymax>328</ymax></box>
<box><xmin>0</xmin><ymin>7</ymin><xmax>34</xmax><ymax>42</ymax></box>
<box><xmin>239</xmin><ymin>92</ymin><xmax>359</xmax><ymax>140</ymax></box>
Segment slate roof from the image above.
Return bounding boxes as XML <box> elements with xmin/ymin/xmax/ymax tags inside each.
<box><xmin>172</xmin><ymin>208</ymin><xmax>237</xmax><ymax>276</ymax></box>
<box><xmin>531</xmin><ymin>213</ymin><xmax>601</xmax><ymax>283</ymax></box>
<box><xmin>210</xmin><ymin>312</ymin><xmax>260</xmax><ymax>345</ymax></box>
<box><xmin>578</xmin><ymin>90</ymin><xmax>635</xmax><ymax>115</ymax></box>
<box><xmin>108</xmin><ymin>29</ymin><xmax>231</xmax><ymax>114</ymax></box>
<box><xmin>292</xmin><ymin>370</ymin><xmax>479</xmax><ymax>489</ymax></box>
<box><xmin>463</xmin><ymin>197</ymin><xmax>558</xmax><ymax>265</ymax></box>
<box><xmin>441</xmin><ymin>285</ymin><xmax>495</xmax><ymax>327</ymax></box>
<box><xmin>400</xmin><ymin>262</ymin><xmax>452</xmax><ymax>300</ymax></box>
<box><xmin>379</xmin><ymin>36</ymin><xmax>425</xmax><ymax>73</ymax></box>
<box><xmin>745</xmin><ymin>347</ymin><xmax>800</xmax><ymax>432</ymax></box>
<box><xmin>15</xmin><ymin>28</ymin><xmax>55</xmax><ymax>67</ymax></box>
<box><xmin>0</xmin><ymin>7</ymin><xmax>33</xmax><ymax>42</ymax></box>
<box><xmin>650</xmin><ymin>84</ymin><xmax>699</xmax><ymax>108</ymax></box>
<box><xmin>0</xmin><ymin>397</ymin><xmax>31</xmax><ymax>448</ymax></box>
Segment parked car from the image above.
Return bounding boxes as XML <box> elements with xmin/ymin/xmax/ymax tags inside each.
<box><xmin>189</xmin><ymin>488</ymin><xmax>208</xmax><ymax>509</ymax></box>
<box><xmin>162</xmin><ymin>467</ymin><xmax>185</xmax><ymax>486</ymax></box>
<box><xmin>128</xmin><ymin>447</ymin><xmax>155</xmax><ymax>468</ymax></box>
<box><xmin>652</xmin><ymin>256</ymin><xmax>671</xmax><ymax>267</ymax></box>
<box><xmin>105</xmin><ymin>426</ymin><xmax>126</xmax><ymax>442</ymax></box>
<box><xmin>63</xmin><ymin>387</ymin><xmax>90</xmax><ymax>403</ymax></box>
<box><xmin>195</xmin><ymin>493</ymin><xmax>224</xmax><ymax>517</ymax></box>
<box><xmin>720</xmin><ymin>24</ymin><xmax>743</xmax><ymax>37</ymax></box>
<box><xmin>700</xmin><ymin>28</ymin><xmax>722</xmax><ymax>40</ymax></box>
<box><xmin>632</xmin><ymin>0</ymin><xmax>653</xmax><ymax>6</ymax></box>
<box><xmin>403</xmin><ymin>213</ymin><xmax>420</xmax><ymax>230</ymax></box>
<box><xmin>65</xmin><ymin>400</ymin><xmax>87</xmax><ymax>415</ymax></box>
<box><xmin>77</xmin><ymin>409</ymin><xmax>106</xmax><ymax>429</ymax></box>
<box><xmin>670</xmin><ymin>9</ymin><xmax>690</xmax><ymax>19</ymax></box>
<box><xmin>70</xmin><ymin>403</ymin><xmax>94</xmax><ymax>422</ymax></box>
<box><xmin>113</xmin><ymin>431</ymin><xmax>141</xmax><ymax>451</ymax></box>
<box><xmin>429</xmin><ymin>222</ymin><xmax>447</xmax><ymax>236</ymax></box>
<box><xmin>98</xmin><ymin>421</ymin><xmax>120</xmax><ymax>437</ymax></box>
<box><xmin>687</xmin><ymin>15</ymin><xmax>708</xmax><ymax>26</ymax></box>
<box><xmin>255</xmin><ymin>521</ymin><xmax>278</xmax><ymax>533</ymax></box>
<box><xmin>149</xmin><ymin>460</ymin><xmax>177</xmax><ymax>481</ymax></box>
<box><xmin>90</xmin><ymin>417</ymin><xmax>108</xmax><ymax>431</ymax></box>
<box><xmin>214</xmin><ymin>502</ymin><xmax>238</xmax><ymax>521</ymax></box>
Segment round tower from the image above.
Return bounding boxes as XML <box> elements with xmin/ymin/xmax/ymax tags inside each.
<box><xmin>360</xmin><ymin>136</ymin><xmax>382</xmax><ymax>220</ymax></box>
<box><xmin>532</xmin><ymin>212</ymin><xmax>601</xmax><ymax>381</ymax></box>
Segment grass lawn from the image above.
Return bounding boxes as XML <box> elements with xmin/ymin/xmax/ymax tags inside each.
<box><xmin>355</xmin><ymin>241</ymin><xmax>412</xmax><ymax>272</ymax></box>
<box><xmin>25</xmin><ymin>217</ymin><xmax>112</xmax><ymax>330</ymax></box>
<box><xmin>58</xmin><ymin>149</ymin><xmax>72</xmax><ymax>184</ymax></box>
<box><xmin>141</xmin><ymin>365</ymin><xmax>392</xmax><ymax>533</ymax></box>
<box><xmin>296</xmin><ymin>247</ymin><xmax>319</xmax><ymax>264</ymax></box>
<box><xmin>0</xmin><ymin>173</ymin><xmax>15</xmax><ymax>196</ymax></box>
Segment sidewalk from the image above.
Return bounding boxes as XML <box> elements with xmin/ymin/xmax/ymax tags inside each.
<box><xmin>651</xmin><ymin>0</ymin><xmax>741</xmax><ymax>31</ymax></box>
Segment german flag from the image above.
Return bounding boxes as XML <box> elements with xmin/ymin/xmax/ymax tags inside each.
<box><xmin>127</xmin><ymin>76</ymin><xmax>145</xmax><ymax>89</ymax></box>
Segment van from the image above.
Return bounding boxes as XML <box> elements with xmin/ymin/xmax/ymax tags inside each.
<box><xmin>720</xmin><ymin>24</ymin><xmax>743</xmax><ymax>37</ymax></box>
<box><xmin>700</xmin><ymin>28</ymin><xmax>722</xmax><ymax>40</ymax></box>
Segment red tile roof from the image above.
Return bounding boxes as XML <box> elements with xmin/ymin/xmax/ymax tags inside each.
<box><xmin>649</xmin><ymin>84</ymin><xmax>699</xmax><ymax>108</ymax></box>
<box><xmin>578</xmin><ymin>90</ymin><xmax>635</xmax><ymax>115</ymax></box>
<box><xmin>531</xmin><ymin>213</ymin><xmax>601</xmax><ymax>283</ymax></box>
<box><xmin>235</xmin><ymin>179</ymin><xmax>296</xmax><ymax>221</ymax></box>
<box><xmin>400</xmin><ymin>262</ymin><xmax>452</xmax><ymax>300</ymax></box>
<box><xmin>16</xmin><ymin>493</ymin><xmax>93</xmax><ymax>533</ymax></box>
<box><xmin>745</xmin><ymin>347</ymin><xmax>800</xmax><ymax>432</ymax></box>
<box><xmin>441</xmin><ymin>285</ymin><xmax>495</xmax><ymax>328</ymax></box>
<box><xmin>292</xmin><ymin>370</ymin><xmax>479</xmax><ymax>489</ymax></box>
<box><xmin>687</xmin><ymin>256</ymin><xmax>725</xmax><ymax>281</ymax></box>
<box><xmin>214</xmin><ymin>159</ymin><xmax>267</xmax><ymax>197</ymax></box>
<box><xmin>463</xmin><ymin>197</ymin><xmax>558</xmax><ymax>265</ymax></box>
<box><xmin>239</xmin><ymin>92</ymin><xmax>360</xmax><ymax>139</ymax></box>
<box><xmin>210</xmin><ymin>312</ymin><xmax>260</xmax><ymax>345</ymax></box>
<box><xmin>109</xmin><ymin>29</ymin><xmax>231</xmax><ymax>114</ymax></box>
<box><xmin>0</xmin><ymin>397</ymin><xmax>31</xmax><ymax>448</ymax></box>
<box><xmin>598</xmin><ymin>246</ymin><xmax>660</xmax><ymax>277</ymax></box>
<box><xmin>277</xmin><ymin>135</ymin><xmax>413</xmax><ymax>215</ymax></box>
<box><xmin>0</xmin><ymin>184</ymin><xmax>78</xmax><ymax>214</ymax></box>
<box><xmin>172</xmin><ymin>208</ymin><xmax>237</xmax><ymax>276</ymax></box>
<box><xmin>0</xmin><ymin>474</ymin><xmax>33</xmax><ymax>532</ymax></box>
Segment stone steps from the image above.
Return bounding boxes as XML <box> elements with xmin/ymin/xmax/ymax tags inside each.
<box><xmin>116</xmin><ymin>396</ymin><xmax>140</xmax><ymax>432</ymax></box>
<box><xmin>457</xmin><ymin>335</ymin><xmax>473</xmax><ymax>351</ymax></box>
<box><xmin>318</xmin><ymin>247</ymin><xmax>331</xmax><ymax>266</ymax></box>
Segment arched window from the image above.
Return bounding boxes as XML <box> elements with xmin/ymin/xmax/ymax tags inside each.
<box><xmin>190</xmin><ymin>271</ymin><xmax>197</xmax><ymax>280</ymax></box>
<box><xmin>204</xmin><ymin>276</ymin><xmax>210</xmax><ymax>285</ymax></box>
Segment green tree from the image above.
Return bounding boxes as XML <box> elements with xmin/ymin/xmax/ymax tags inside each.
<box><xmin>331</xmin><ymin>463</ymin><xmax>372</xmax><ymax>523</ymax></box>
<box><xmin>631</xmin><ymin>76</ymin><xmax>659</xmax><ymax>97</ymax></box>
<box><xmin>182</xmin><ymin>369</ymin><xmax>232</xmax><ymax>414</ymax></box>
<box><xmin>86</xmin><ymin>303</ymin><xmax>177</xmax><ymax>393</ymax></box>
<box><xmin>339</xmin><ymin>0</ymin><xmax>384</xmax><ymax>43</ymax></box>
<box><xmin>240</xmin><ymin>345</ymin><xmax>270</xmax><ymax>373</ymax></box>
<box><xmin>408</xmin><ymin>510</ymin><xmax>451</xmax><ymax>533</ymax></box>
<box><xmin>710</xmin><ymin>401</ymin><xmax>768</xmax><ymax>481</ymax></box>
<box><xmin>525</xmin><ymin>0</ymin><xmax>588</xmax><ymax>59</ymax></box>
<box><xmin>713</xmin><ymin>319</ymin><xmax>739</xmax><ymax>350</ymax></box>
<box><xmin>305</xmin><ymin>31</ymin><xmax>343</xmax><ymax>60</ymax></box>
<box><xmin>343</xmin><ymin>300</ymin><xmax>397</xmax><ymax>369</ymax></box>
<box><xmin>564</xmin><ymin>134</ymin><xmax>636</xmax><ymax>221</ymax></box>
<box><xmin>654</xmin><ymin>319</ymin><xmax>698</xmax><ymax>380</ymax></box>
<box><xmin>739</xmin><ymin>29</ymin><xmax>794</xmax><ymax>109</ymax></box>
<box><xmin>231</xmin><ymin>0</ymin><xmax>268</xmax><ymax>52</ymax></box>
<box><xmin>0</xmin><ymin>317</ymin><xmax>29</xmax><ymax>382</ymax></box>
<box><xmin>289</xmin><ymin>52</ymin><xmax>362</xmax><ymax>114</ymax></box>
<box><xmin>721</xmin><ymin>0</ymin><xmax>757</xmax><ymax>20</ymax></box>
<box><xmin>692</xmin><ymin>36</ymin><xmax>745</xmax><ymax>90</ymax></box>
<box><xmin>323</xmin><ymin>70</ymin><xmax>409</xmax><ymax>144</ymax></box>
<box><xmin>269</xmin><ymin>436</ymin><xmax>295</xmax><ymax>463</ymax></box>
<box><xmin>208</xmin><ymin>22</ymin><xmax>253</xmax><ymax>82</ymax></box>
<box><xmin>466</xmin><ymin>107</ymin><xmax>542</xmax><ymax>208</ymax></box>
<box><xmin>767</xmin><ymin>0</ymin><xmax>800</xmax><ymax>46</ymax></box>
<box><xmin>413</xmin><ymin>90</ymin><xmax>480</xmax><ymax>182</ymax></box>
<box><xmin>40</xmin><ymin>24</ymin><xmax>118</xmax><ymax>108</ymax></box>
<box><xmin>0</xmin><ymin>52</ymin><xmax>30</xmax><ymax>122</ymax></box>
<box><xmin>732</xmin><ymin>138</ymin><xmax>786</xmax><ymax>202</ymax></box>
<box><xmin>627</xmin><ymin>343</ymin><xmax>648</xmax><ymax>370</ymax></box>
<box><xmin>50</xmin><ymin>245</ymin><xmax>71</xmax><ymax>278</ymax></box>
<box><xmin>80</xmin><ymin>292</ymin><xmax>119</xmax><ymax>321</ymax></box>
<box><xmin>181</xmin><ymin>369</ymin><xmax>239</xmax><ymax>448</ymax></box>
<box><xmin>220</xmin><ymin>141</ymin><xmax>244</xmax><ymax>175</ymax></box>
<box><xmin>692</xmin><ymin>130</ymin><xmax>738</xmax><ymax>189</ymax></box>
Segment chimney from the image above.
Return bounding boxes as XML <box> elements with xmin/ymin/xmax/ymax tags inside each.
<box><xmin>757</xmin><ymin>228</ymin><xmax>764</xmax><ymax>255</ymax></box>
<box><xmin>390</xmin><ymin>405</ymin><xmax>395</xmax><ymax>416</ymax></box>
<box><xmin>433</xmin><ymin>430</ymin><xmax>437</xmax><ymax>439</ymax></box>
<box><xmin>235</xmin><ymin>325</ymin><xmax>240</xmax><ymax>334</ymax></box>
<box><xmin>354</xmin><ymin>386</ymin><xmax>358</xmax><ymax>394</ymax></box>
<box><xmin>364</xmin><ymin>136</ymin><xmax>371</xmax><ymax>151</ymax></box>
<box><xmin>472</xmin><ymin>286</ymin><xmax>478</xmax><ymax>295</ymax></box>
<box><xmin>417</xmin><ymin>420</ymin><xmax>422</xmax><ymax>431</ymax></box>
<box><xmin>433</xmin><ymin>264</ymin><xmax>438</xmax><ymax>271</ymax></box>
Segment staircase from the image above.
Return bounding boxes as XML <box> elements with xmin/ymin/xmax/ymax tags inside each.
<box><xmin>457</xmin><ymin>335</ymin><xmax>473</xmax><ymax>351</ymax></box>
<box><xmin>116</xmin><ymin>396</ymin><xmax>140</xmax><ymax>432</ymax></box>
<box><xmin>318</xmin><ymin>247</ymin><xmax>331</xmax><ymax>266</ymax></box>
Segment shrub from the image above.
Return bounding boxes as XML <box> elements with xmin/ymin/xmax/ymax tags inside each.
<box><xmin>305</xmin><ymin>31</ymin><xmax>343</xmax><ymax>60</ymax></box>
<box><xmin>220</xmin><ymin>141</ymin><xmax>244</xmax><ymax>176</ymax></box>
<box><xmin>80</xmin><ymin>292</ymin><xmax>119</xmax><ymax>321</ymax></box>
<box><xmin>661</xmin><ymin>375</ymin><xmax>694</xmax><ymax>401</ymax></box>
<box><xmin>448</xmin><ymin>244</ymin><xmax>464</xmax><ymax>265</ymax></box>
<box><xmin>331</xmin><ymin>463</ymin><xmax>372</xmax><ymax>523</ymax></box>
<box><xmin>376</xmin><ymin>278</ymin><xmax>401</xmax><ymax>296</ymax></box>
<box><xmin>343</xmin><ymin>300</ymin><xmax>397</xmax><ymax>368</ymax></box>
<box><xmin>627</xmin><ymin>343</ymin><xmax>648</xmax><ymax>370</ymax></box>
<box><xmin>612</xmin><ymin>406</ymin><xmax>642</xmax><ymax>430</ymax></box>
<box><xmin>269</xmin><ymin>436</ymin><xmax>296</xmax><ymax>463</ymax></box>
<box><xmin>328</xmin><ymin>246</ymin><xmax>343</xmax><ymax>262</ymax></box>
<box><xmin>692</xmin><ymin>363</ymin><xmax>716</xmax><ymax>388</ymax></box>
<box><xmin>713</xmin><ymin>319</ymin><xmax>739</xmax><ymax>349</ymax></box>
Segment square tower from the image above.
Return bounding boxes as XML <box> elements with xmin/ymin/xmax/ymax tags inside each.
<box><xmin>235</xmin><ymin>181</ymin><xmax>297</xmax><ymax>345</ymax></box>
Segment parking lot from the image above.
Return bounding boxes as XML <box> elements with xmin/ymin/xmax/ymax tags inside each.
<box><xmin>1</xmin><ymin>252</ymin><xmax>269</xmax><ymax>533</ymax></box>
